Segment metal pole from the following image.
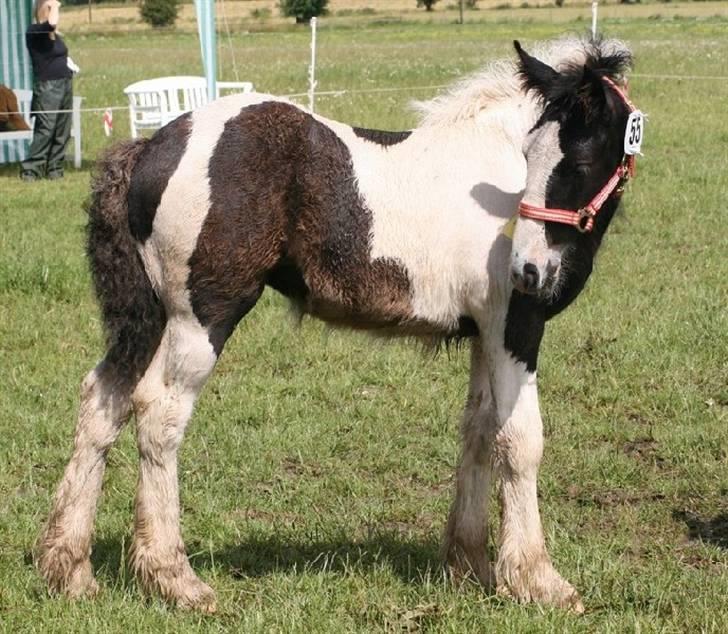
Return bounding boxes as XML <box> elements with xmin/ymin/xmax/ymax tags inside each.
<box><xmin>195</xmin><ymin>0</ymin><xmax>217</xmax><ymax>101</ymax></box>
<box><xmin>308</xmin><ymin>17</ymin><xmax>317</xmax><ymax>113</ymax></box>
<box><xmin>459</xmin><ymin>0</ymin><xmax>464</xmax><ymax>24</ymax></box>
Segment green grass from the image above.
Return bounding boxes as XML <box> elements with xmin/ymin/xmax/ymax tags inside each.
<box><xmin>1</xmin><ymin>13</ymin><xmax>727</xmax><ymax>633</ymax></box>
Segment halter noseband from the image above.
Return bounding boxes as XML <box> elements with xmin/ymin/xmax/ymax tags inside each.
<box><xmin>518</xmin><ymin>75</ymin><xmax>639</xmax><ymax>233</ymax></box>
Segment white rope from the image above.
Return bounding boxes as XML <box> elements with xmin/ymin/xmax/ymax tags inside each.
<box><xmin>630</xmin><ymin>72</ymin><xmax>728</xmax><ymax>80</ymax></box>
<box><xmin>1</xmin><ymin>71</ymin><xmax>723</xmax><ymax>118</ymax></box>
<box><xmin>287</xmin><ymin>83</ymin><xmax>449</xmax><ymax>99</ymax></box>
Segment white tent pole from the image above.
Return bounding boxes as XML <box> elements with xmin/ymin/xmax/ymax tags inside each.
<box><xmin>308</xmin><ymin>17</ymin><xmax>317</xmax><ymax>113</ymax></box>
<box><xmin>195</xmin><ymin>0</ymin><xmax>217</xmax><ymax>101</ymax></box>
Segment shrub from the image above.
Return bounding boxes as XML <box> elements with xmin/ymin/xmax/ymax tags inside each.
<box><xmin>417</xmin><ymin>0</ymin><xmax>439</xmax><ymax>10</ymax></box>
<box><xmin>279</xmin><ymin>0</ymin><xmax>329</xmax><ymax>23</ymax></box>
<box><xmin>140</xmin><ymin>0</ymin><xmax>179</xmax><ymax>28</ymax></box>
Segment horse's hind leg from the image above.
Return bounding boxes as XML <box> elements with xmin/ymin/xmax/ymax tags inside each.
<box><xmin>36</xmin><ymin>360</ymin><xmax>134</xmax><ymax>597</ymax></box>
<box><xmin>129</xmin><ymin>308</ymin><xmax>250</xmax><ymax>611</ymax></box>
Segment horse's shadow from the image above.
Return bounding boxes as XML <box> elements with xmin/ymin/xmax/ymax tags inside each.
<box><xmin>672</xmin><ymin>509</ymin><xmax>728</xmax><ymax>549</ymax></box>
<box><xmin>91</xmin><ymin>531</ymin><xmax>443</xmax><ymax>586</ymax></box>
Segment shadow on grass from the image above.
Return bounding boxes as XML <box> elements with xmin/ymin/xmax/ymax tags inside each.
<box><xmin>204</xmin><ymin>532</ymin><xmax>442</xmax><ymax>584</ymax></box>
<box><xmin>90</xmin><ymin>531</ymin><xmax>443</xmax><ymax>586</ymax></box>
<box><xmin>672</xmin><ymin>509</ymin><xmax>728</xmax><ymax>549</ymax></box>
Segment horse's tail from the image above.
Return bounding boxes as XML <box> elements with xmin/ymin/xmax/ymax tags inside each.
<box><xmin>86</xmin><ymin>139</ymin><xmax>165</xmax><ymax>388</ymax></box>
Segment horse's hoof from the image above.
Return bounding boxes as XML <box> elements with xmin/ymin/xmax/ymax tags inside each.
<box><xmin>65</xmin><ymin>567</ymin><xmax>100</xmax><ymax>599</ymax></box>
<box><xmin>134</xmin><ymin>555</ymin><xmax>217</xmax><ymax>613</ymax></box>
<box><xmin>37</xmin><ymin>550</ymin><xmax>99</xmax><ymax>599</ymax></box>
<box><xmin>569</xmin><ymin>594</ymin><xmax>585</xmax><ymax>615</ymax></box>
<box><xmin>174</xmin><ymin>579</ymin><xmax>217</xmax><ymax>613</ymax></box>
<box><xmin>496</xmin><ymin>559</ymin><xmax>583</xmax><ymax>613</ymax></box>
<box><xmin>444</xmin><ymin>550</ymin><xmax>495</xmax><ymax>591</ymax></box>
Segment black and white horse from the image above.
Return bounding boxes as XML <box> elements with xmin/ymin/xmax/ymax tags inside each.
<box><xmin>37</xmin><ymin>37</ymin><xmax>637</xmax><ymax>612</ymax></box>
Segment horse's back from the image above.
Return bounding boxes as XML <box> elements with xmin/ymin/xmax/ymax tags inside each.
<box><xmin>127</xmin><ymin>93</ymin><xmax>512</xmax><ymax>342</ymax></box>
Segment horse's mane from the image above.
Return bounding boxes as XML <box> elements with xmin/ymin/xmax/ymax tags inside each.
<box><xmin>414</xmin><ymin>36</ymin><xmax>632</xmax><ymax>128</ymax></box>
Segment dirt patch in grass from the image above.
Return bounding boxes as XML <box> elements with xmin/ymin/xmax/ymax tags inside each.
<box><xmin>675</xmin><ymin>545</ymin><xmax>728</xmax><ymax>571</ymax></box>
<box><xmin>566</xmin><ymin>485</ymin><xmax>667</xmax><ymax>509</ymax></box>
<box><xmin>622</xmin><ymin>437</ymin><xmax>667</xmax><ymax>469</ymax></box>
<box><xmin>281</xmin><ymin>455</ymin><xmax>325</xmax><ymax>478</ymax></box>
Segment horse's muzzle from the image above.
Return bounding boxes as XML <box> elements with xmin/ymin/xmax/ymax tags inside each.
<box><xmin>511</xmin><ymin>261</ymin><xmax>559</xmax><ymax>296</ymax></box>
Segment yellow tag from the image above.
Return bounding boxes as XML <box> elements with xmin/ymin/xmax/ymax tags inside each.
<box><xmin>501</xmin><ymin>214</ymin><xmax>517</xmax><ymax>239</ymax></box>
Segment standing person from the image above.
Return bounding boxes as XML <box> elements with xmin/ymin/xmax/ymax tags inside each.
<box><xmin>20</xmin><ymin>0</ymin><xmax>75</xmax><ymax>181</ymax></box>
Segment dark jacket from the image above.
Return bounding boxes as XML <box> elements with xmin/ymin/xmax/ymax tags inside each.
<box><xmin>26</xmin><ymin>21</ymin><xmax>73</xmax><ymax>82</ymax></box>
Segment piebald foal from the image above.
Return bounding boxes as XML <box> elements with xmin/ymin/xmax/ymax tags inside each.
<box><xmin>37</xmin><ymin>38</ymin><xmax>637</xmax><ymax>612</ymax></box>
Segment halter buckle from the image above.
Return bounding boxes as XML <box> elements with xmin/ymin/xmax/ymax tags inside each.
<box><xmin>576</xmin><ymin>207</ymin><xmax>595</xmax><ymax>233</ymax></box>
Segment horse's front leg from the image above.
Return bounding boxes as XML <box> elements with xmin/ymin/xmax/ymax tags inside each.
<box><xmin>442</xmin><ymin>338</ymin><xmax>497</xmax><ymax>588</ymax></box>
<box><xmin>487</xmin><ymin>315</ymin><xmax>583</xmax><ymax>612</ymax></box>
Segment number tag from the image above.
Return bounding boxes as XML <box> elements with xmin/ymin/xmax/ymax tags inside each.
<box><xmin>624</xmin><ymin>111</ymin><xmax>645</xmax><ymax>155</ymax></box>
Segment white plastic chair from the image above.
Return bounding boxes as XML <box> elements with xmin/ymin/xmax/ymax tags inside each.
<box><xmin>124</xmin><ymin>76</ymin><xmax>255</xmax><ymax>138</ymax></box>
<box><xmin>124</xmin><ymin>76</ymin><xmax>207</xmax><ymax>139</ymax></box>
<box><xmin>216</xmin><ymin>81</ymin><xmax>254</xmax><ymax>99</ymax></box>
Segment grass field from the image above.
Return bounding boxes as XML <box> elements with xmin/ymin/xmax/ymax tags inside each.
<box><xmin>1</xmin><ymin>8</ymin><xmax>727</xmax><ymax>632</ymax></box>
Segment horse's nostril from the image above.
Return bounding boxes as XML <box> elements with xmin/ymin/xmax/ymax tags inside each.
<box><xmin>523</xmin><ymin>263</ymin><xmax>539</xmax><ymax>291</ymax></box>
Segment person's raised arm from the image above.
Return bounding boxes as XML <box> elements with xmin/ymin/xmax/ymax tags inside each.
<box><xmin>47</xmin><ymin>0</ymin><xmax>61</xmax><ymax>28</ymax></box>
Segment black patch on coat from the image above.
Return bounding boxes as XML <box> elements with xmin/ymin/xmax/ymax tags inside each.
<box><xmin>265</xmin><ymin>257</ymin><xmax>310</xmax><ymax>307</ymax></box>
<box><xmin>440</xmin><ymin>316</ymin><xmax>480</xmax><ymax>350</ymax></box>
<box><xmin>87</xmin><ymin>139</ymin><xmax>167</xmax><ymax>389</ymax></box>
<box><xmin>188</xmin><ymin>101</ymin><xmax>419</xmax><ymax>356</ymax></box>
<box><xmin>127</xmin><ymin>113</ymin><xmax>192</xmax><ymax>243</ymax></box>
<box><xmin>352</xmin><ymin>127</ymin><xmax>412</xmax><ymax>147</ymax></box>
<box><xmin>456</xmin><ymin>316</ymin><xmax>479</xmax><ymax>338</ymax></box>
<box><xmin>504</xmin><ymin>292</ymin><xmax>545</xmax><ymax>373</ymax></box>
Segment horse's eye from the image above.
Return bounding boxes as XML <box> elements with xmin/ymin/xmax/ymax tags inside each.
<box><xmin>575</xmin><ymin>164</ymin><xmax>591</xmax><ymax>177</ymax></box>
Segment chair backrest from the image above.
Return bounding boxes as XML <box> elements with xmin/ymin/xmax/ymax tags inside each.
<box><xmin>124</xmin><ymin>76</ymin><xmax>209</xmax><ymax>135</ymax></box>
<box><xmin>215</xmin><ymin>81</ymin><xmax>255</xmax><ymax>99</ymax></box>
<box><xmin>11</xmin><ymin>88</ymin><xmax>33</xmax><ymax>127</ymax></box>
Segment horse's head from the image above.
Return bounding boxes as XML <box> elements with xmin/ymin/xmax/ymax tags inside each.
<box><xmin>510</xmin><ymin>39</ymin><xmax>635</xmax><ymax>306</ymax></box>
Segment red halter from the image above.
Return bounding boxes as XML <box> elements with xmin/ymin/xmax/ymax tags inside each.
<box><xmin>518</xmin><ymin>76</ymin><xmax>639</xmax><ymax>233</ymax></box>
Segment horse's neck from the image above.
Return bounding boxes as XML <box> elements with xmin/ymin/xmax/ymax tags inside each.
<box><xmin>400</xmin><ymin>96</ymin><xmax>540</xmax><ymax>211</ymax></box>
<box><xmin>478</xmin><ymin>95</ymin><xmax>541</xmax><ymax>152</ymax></box>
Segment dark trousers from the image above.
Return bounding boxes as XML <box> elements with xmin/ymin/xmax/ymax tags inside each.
<box><xmin>21</xmin><ymin>78</ymin><xmax>73</xmax><ymax>177</ymax></box>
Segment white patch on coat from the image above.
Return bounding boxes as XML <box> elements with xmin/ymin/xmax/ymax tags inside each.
<box><xmin>320</xmin><ymin>98</ymin><xmax>537</xmax><ymax>329</ymax></box>
<box><xmin>511</xmin><ymin>121</ymin><xmax>564</xmax><ymax>283</ymax></box>
<box><xmin>139</xmin><ymin>92</ymin><xmax>286</xmax><ymax>315</ymax></box>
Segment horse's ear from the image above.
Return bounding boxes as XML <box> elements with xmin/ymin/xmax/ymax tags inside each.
<box><xmin>514</xmin><ymin>40</ymin><xmax>559</xmax><ymax>100</ymax></box>
<box><xmin>577</xmin><ymin>65</ymin><xmax>609</xmax><ymax>122</ymax></box>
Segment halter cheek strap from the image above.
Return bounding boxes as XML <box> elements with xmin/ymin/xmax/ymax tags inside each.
<box><xmin>518</xmin><ymin>76</ymin><xmax>638</xmax><ymax>234</ymax></box>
